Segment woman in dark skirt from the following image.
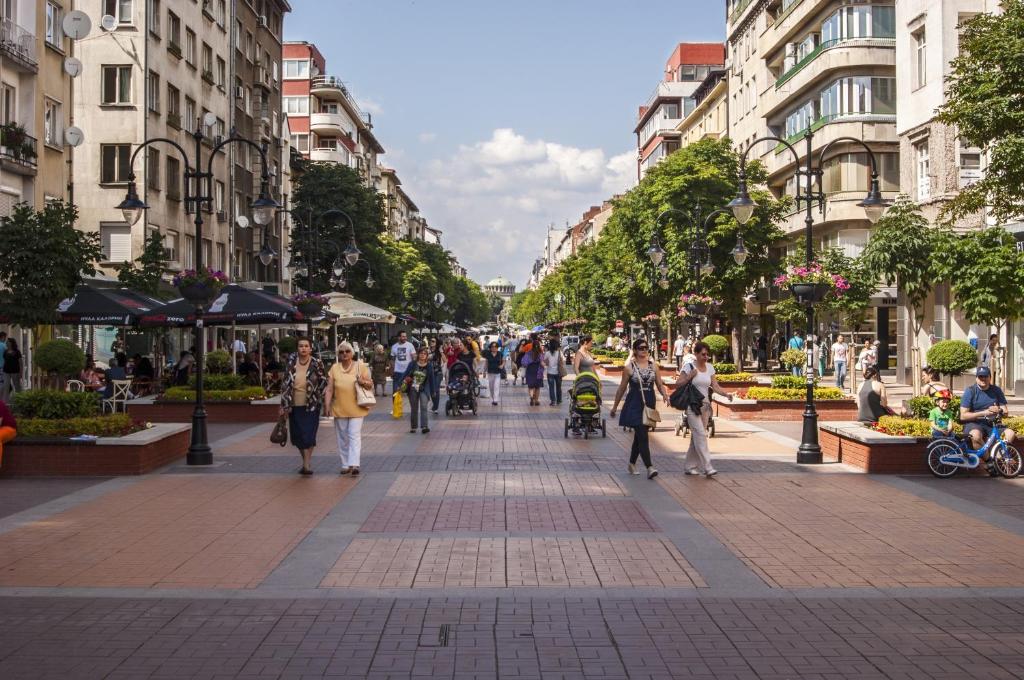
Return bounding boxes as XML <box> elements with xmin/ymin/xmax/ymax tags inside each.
<box><xmin>280</xmin><ymin>337</ymin><xmax>327</xmax><ymax>475</ymax></box>
<box><xmin>610</xmin><ymin>338</ymin><xmax>669</xmax><ymax>479</ymax></box>
<box><xmin>521</xmin><ymin>337</ymin><xmax>545</xmax><ymax>406</ymax></box>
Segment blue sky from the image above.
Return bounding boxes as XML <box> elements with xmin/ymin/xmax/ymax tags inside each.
<box><xmin>285</xmin><ymin>0</ymin><xmax>726</xmax><ymax>287</ymax></box>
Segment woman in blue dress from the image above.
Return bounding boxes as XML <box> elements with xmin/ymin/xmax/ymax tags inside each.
<box><xmin>610</xmin><ymin>338</ymin><xmax>670</xmax><ymax>479</ymax></box>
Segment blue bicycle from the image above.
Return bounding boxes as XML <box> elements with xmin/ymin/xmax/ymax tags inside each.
<box><xmin>925</xmin><ymin>416</ymin><xmax>1022</xmax><ymax>478</ymax></box>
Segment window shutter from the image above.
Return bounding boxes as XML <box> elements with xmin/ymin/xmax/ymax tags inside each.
<box><xmin>102</xmin><ymin>225</ymin><xmax>132</xmax><ymax>262</ymax></box>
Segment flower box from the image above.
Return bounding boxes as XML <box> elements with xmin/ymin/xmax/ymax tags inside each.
<box><xmin>818</xmin><ymin>422</ymin><xmax>930</xmax><ymax>473</ymax></box>
<box><xmin>127</xmin><ymin>396</ymin><xmax>279</xmax><ymax>423</ymax></box>
<box><xmin>712</xmin><ymin>393</ymin><xmax>858</xmax><ymax>422</ymax></box>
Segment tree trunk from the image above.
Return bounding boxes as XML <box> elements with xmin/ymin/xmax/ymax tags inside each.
<box><xmin>731</xmin><ymin>313</ymin><xmax>743</xmax><ymax>371</ymax></box>
<box><xmin>910</xmin><ymin>311</ymin><xmax>924</xmax><ymax>396</ymax></box>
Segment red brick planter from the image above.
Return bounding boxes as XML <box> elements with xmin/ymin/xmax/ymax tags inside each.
<box><xmin>0</xmin><ymin>424</ymin><xmax>190</xmax><ymax>477</ymax></box>
<box><xmin>598</xmin><ymin>365</ymin><xmax>624</xmax><ymax>377</ymax></box>
<box><xmin>818</xmin><ymin>423</ymin><xmax>929</xmax><ymax>474</ymax></box>
<box><xmin>128</xmin><ymin>399</ymin><xmax>279</xmax><ymax>423</ymax></box>
<box><xmin>713</xmin><ymin>395</ymin><xmax>858</xmax><ymax>421</ymax></box>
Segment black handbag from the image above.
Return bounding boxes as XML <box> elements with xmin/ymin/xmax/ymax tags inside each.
<box><xmin>269</xmin><ymin>414</ymin><xmax>288</xmax><ymax>446</ymax></box>
<box><xmin>669</xmin><ymin>382</ymin><xmax>704</xmax><ymax>414</ymax></box>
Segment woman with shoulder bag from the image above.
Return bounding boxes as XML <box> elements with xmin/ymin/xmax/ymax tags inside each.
<box><xmin>324</xmin><ymin>341</ymin><xmax>374</xmax><ymax>476</ymax></box>
<box><xmin>280</xmin><ymin>337</ymin><xmax>328</xmax><ymax>476</ymax></box>
<box><xmin>610</xmin><ymin>338</ymin><xmax>669</xmax><ymax>479</ymax></box>
<box><xmin>400</xmin><ymin>346</ymin><xmax>437</xmax><ymax>434</ymax></box>
<box><xmin>676</xmin><ymin>340</ymin><xmax>734</xmax><ymax>478</ymax></box>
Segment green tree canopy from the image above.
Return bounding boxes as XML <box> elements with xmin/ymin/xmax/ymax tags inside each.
<box><xmin>117</xmin><ymin>230</ymin><xmax>169</xmax><ymax>298</ymax></box>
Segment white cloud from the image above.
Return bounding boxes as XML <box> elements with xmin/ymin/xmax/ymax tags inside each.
<box><xmin>401</xmin><ymin>128</ymin><xmax>636</xmax><ymax>286</ymax></box>
<box><xmin>418</xmin><ymin>132</ymin><xmax>438</xmax><ymax>143</ymax></box>
<box><xmin>360</xmin><ymin>98</ymin><xmax>384</xmax><ymax>115</ymax></box>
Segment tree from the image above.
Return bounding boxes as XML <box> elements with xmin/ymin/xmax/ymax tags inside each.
<box><xmin>926</xmin><ymin>340</ymin><xmax>978</xmax><ymax>384</ymax></box>
<box><xmin>0</xmin><ymin>201</ymin><xmax>102</xmax><ymax>327</ymax></box>
<box><xmin>450</xmin><ymin>277</ymin><xmax>490</xmax><ymax>327</ymax></box>
<box><xmin>861</xmin><ymin>197</ymin><xmax>942</xmax><ymax>393</ymax></box>
<box><xmin>485</xmin><ymin>292</ymin><xmax>505</xmax><ymax>321</ymax></box>
<box><xmin>117</xmin><ymin>230</ymin><xmax>169</xmax><ymax>298</ymax></box>
<box><xmin>936</xmin><ymin>2</ymin><xmax>1024</xmax><ymax>224</ymax></box>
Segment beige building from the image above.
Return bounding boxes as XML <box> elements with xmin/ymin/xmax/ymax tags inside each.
<box><xmin>727</xmin><ymin>0</ymin><xmax>900</xmax><ymax>365</ymax></box>
<box><xmin>0</xmin><ymin>0</ymin><xmax>75</xmax><ymax>214</ymax></box>
<box><xmin>676</xmin><ymin>68</ymin><xmax>728</xmax><ymax>148</ymax></box>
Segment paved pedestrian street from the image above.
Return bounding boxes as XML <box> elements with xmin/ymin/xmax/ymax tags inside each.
<box><xmin>1</xmin><ymin>382</ymin><xmax>1024</xmax><ymax>679</ymax></box>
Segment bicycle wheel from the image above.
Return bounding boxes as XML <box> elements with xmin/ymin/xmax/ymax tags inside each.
<box><xmin>926</xmin><ymin>442</ymin><xmax>960</xmax><ymax>478</ymax></box>
<box><xmin>992</xmin><ymin>443</ymin><xmax>1023</xmax><ymax>478</ymax></box>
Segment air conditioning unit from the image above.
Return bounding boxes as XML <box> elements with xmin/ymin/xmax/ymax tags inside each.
<box><xmin>258</xmin><ymin>15</ymin><xmax>268</xmax><ymax>27</ymax></box>
<box><xmin>216</xmin><ymin>210</ymin><xmax>227</xmax><ymax>221</ymax></box>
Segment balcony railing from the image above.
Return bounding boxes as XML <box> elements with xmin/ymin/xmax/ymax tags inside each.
<box><xmin>0</xmin><ymin>18</ymin><xmax>37</xmax><ymax>69</ymax></box>
<box><xmin>729</xmin><ymin>0</ymin><xmax>756</xmax><ymax>24</ymax></box>
<box><xmin>775</xmin><ymin>37</ymin><xmax>895</xmax><ymax>89</ymax></box>
<box><xmin>775</xmin><ymin>112</ymin><xmax>897</xmax><ymax>152</ymax></box>
<box><xmin>310</xmin><ymin>75</ymin><xmax>364</xmax><ymax>119</ymax></box>
<box><xmin>0</xmin><ymin>130</ymin><xmax>38</xmax><ymax>171</ymax></box>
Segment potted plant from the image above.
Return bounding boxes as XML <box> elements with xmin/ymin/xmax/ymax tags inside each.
<box><xmin>1</xmin><ymin>122</ymin><xmax>26</xmax><ymax>155</ymax></box>
<box><xmin>774</xmin><ymin>263</ymin><xmax>850</xmax><ymax>304</ymax></box>
<box><xmin>292</xmin><ymin>291</ymin><xmax>328</xmax><ymax>318</ymax></box>
<box><xmin>679</xmin><ymin>293</ymin><xmax>721</xmax><ymax>316</ymax></box>
<box><xmin>173</xmin><ymin>267</ymin><xmax>228</xmax><ymax>305</ymax></box>
<box><xmin>20</xmin><ymin>139</ymin><xmax>36</xmax><ymax>162</ymax></box>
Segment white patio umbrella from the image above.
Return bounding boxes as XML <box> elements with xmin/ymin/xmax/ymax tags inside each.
<box><xmin>324</xmin><ymin>293</ymin><xmax>396</xmax><ymax>326</ymax></box>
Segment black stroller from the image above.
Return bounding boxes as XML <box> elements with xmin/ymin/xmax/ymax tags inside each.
<box><xmin>564</xmin><ymin>370</ymin><xmax>606</xmax><ymax>438</ymax></box>
<box><xmin>445</xmin><ymin>360</ymin><xmax>478</xmax><ymax>416</ymax></box>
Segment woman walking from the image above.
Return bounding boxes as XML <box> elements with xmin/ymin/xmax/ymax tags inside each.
<box><xmin>2</xmin><ymin>338</ymin><xmax>22</xmax><ymax>402</ymax></box>
<box><xmin>542</xmin><ymin>338</ymin><xmax>565</xmax><ymax>406</ymax></box>
<box><xmin>430</xmin><ymin>339</ymin><xmax>445</xmax><ymax>414</ymax></box>
<box><xmin>401</xmin><ymin>346</ymin><xmax>438</xmax><ymax>433</ymax></box>
<box><xmin>521</xmin><ymin>340</ymin><xmax>544</xmax><ymax>406</ymax></box>
<box><xmin>324</xmin><ymin>342</ymin><xmax>373</xmax><ymax>476</ymax></box>
<box><xmin>485</xmin><ymin>342</ymin><xmax>503</xmax><ymax>406</ymax></box>
<box><xmin>676</xmin><ymin>340</ymin><xmax>734</xmax><ymax>478</ymax></box>
<box><xmin>369</xmin><ymin>344</ymin><xmax>390</xmax><ymax>396</ymax></box>
<box><xmin>280</xmin><ymin>337</ymin><xmax>327</xmax><ymax>476</ymax></box>
<box><xmin>572</xmin><ymin>334</ymin><xmax>596</xmax><ymax>375</ymax></box>
<box><xmin>610</xmin><ymin>339</ymin><xmax>670</xmax><ymax>479</ymax></box>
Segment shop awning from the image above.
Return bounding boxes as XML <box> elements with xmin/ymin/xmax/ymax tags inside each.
<box><xmin>325</xmin><ymin>293</ymin><xmax>396</xmax><ymax>325</ymax></box>
<box><xmin>139</xmin><ymin>284</ymin><xmax>303</xmax><ymax>326</ymax></box>
<box><xmin>56</xmin><ymin>285</ymin><xmax>165</xmax><ymax>326</ymax></box>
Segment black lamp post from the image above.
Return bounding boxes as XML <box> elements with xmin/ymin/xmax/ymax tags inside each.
<box><xmin>727</xmin><ymin>131</ymin><xmax>888</xmax><ymax>464</ymax></box>
<box><xmin>117</xmin><ymin>118</ymin><xmax>279</xmax><ymax>466</ymax></box>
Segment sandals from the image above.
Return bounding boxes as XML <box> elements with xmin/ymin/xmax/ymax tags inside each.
<box><xmin>299</xmin><ymin>468</ymin><xmax>313</xmax><ymax>476</ymax></box>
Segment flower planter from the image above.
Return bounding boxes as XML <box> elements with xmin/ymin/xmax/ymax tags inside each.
<box><xmin>297</xmin><ymin>301</ymin><xmax>324</xmax><ymax>317</ymax></box>
<box><xmin>128</xmin><ymin>398</ymin><xmax>279</xmax><ymax>423</ymax></box>
<box><xmin>686</xmin><ymin>303</ymin><xmax>709</xmax><ymax>316</ymax></box>
<box><xmin>178</xmin><ymin>282</ymin><xmax>223</xmax><ymax>306</ymax></box>
<box><xmin>789</xmin><ymin>282</ymin><xmax>830</xmax><ymax>304</ymax></box>
<box><xmin>0</xmin><ymin>424</ymin><xmax>190</xmax><ymax>477</ymax></box>
<box><xmin>818</xmin><ymin>423</ymin><xmax>930</xmax><ymax>473</ymax></box>
<box><xmin>712</xmin><ymin>393</ymin><xmax>858</xmax><ymax>421</ymax></box>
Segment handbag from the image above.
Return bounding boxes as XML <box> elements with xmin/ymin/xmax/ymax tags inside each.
<box><xmin>354</xmin><ymin>361</ymin><xmax>376</xmax><ymax>407</ymax></box>
<box><xmin>643</xmin><ymin>405</ymin><xmax>662</xmax><ymax>427</ymax></box>
<box><xmin>269</xmin><ymin>414</ymin><xmax>288</xmax><ymax>446</ymax></box>
<box><xmin>558</xmin><ymin>354</ymin><xmax>567</xmax><ymax>378</ymax></box>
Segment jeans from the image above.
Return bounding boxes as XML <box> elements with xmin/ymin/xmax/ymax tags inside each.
<box><xmin>684</xmin><ymin>404</ymin><xmax>714</xmax><ymax>473</ymax></box>
<box><xmin>391</xmin><ymin>372</ymin><xmax>403</xmax><ymax>396</ymax></box>
<box><xmin>675</xmin><ymin>355</ymin><xmax>683</xmax><ymax>370</ymax></box>
<box><xmin>629</xmin><ymin>425</ymin><xmax>652</xmax><ymax>468</ymax></box>
<box><xmin>834</xmin><ymin>360</ymin><xmax>847</xmax><ymax>389</ymax></box>
<box><xmin>547</xmin><ymin>374</ymin><xmax>562</xmax><ymax>404</ymax></box>
<box><xmin>791</xmin><ymin>365</ymin><xmax>803</xmax><ymax>377</ymax></box>
<box><xmin>2</xmin><ymin>372</ymin><xmax>20</xmax><ymax>402</ymax></box>
<box><xmin>409</xmin><ymin>388</ymin><xmax>429</xmax><ymax>430</ymax></box>
<box><xmin>334</xmin><ymin>416</ymin><xmax>363</xmax><ymax>468</ymax></box>
<box><xmin>487</xmin><ymin>373</ymin><xmax>501</xmax><ymax>403</ymax></box>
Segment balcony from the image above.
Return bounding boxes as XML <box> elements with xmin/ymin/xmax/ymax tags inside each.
<box><xmin>0</xmin><ymin>18</ymin><xmax>37</xmax><ymax>72</ymax></box>
<box><xmin>0</xmin><ymin>128</ymin><xmax>38</xmax><ymax>175</ymax></box>
<box><xmin>641</xmin><ymin>81</ymin><xmax>693</xmax><ymax>114</ymax></box>
<box><xmin>310</xmin><ymin>76</ymin><xmax>363</xmax><ymax>119</ymax></box>
<box><xmin>309</xmin><ymin>112</ymin><xmax>347</xmax><ymax>135</ymax></box>
<box><xmin>775</xmin><ymin>190</ymin><xmax>899</xmax><ymax>236</ymax></box>
<box><xmin>309</xmin><ymin>147</ymin><xmax>349</xmax><ymax>165</ymax></box>
<box><xmin>767</xmin><ymin>114</ymin><xmax>897</xmax><ymax>178</ymax></box>
<box><xmin>763</xmin><ymin>0</ymin><xmax>831</xmax><ymax>55</ymax></box>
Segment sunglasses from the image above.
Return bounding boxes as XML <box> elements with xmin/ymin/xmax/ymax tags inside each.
<box><xmin>637</xmin><ymin>346</ymin><xmax>649</xmax><ymax>351</ymax></box>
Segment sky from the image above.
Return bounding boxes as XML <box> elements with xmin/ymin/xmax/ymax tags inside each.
<box><xmin>285</xmin><ymin>0</ymin><xmax>726</xmax><ymax>288</ymax></box>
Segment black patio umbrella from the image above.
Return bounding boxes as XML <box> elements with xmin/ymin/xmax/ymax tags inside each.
<box><xmin>56</xmin><ymin>285</ymin><xmax>165</xmax><ymax>325</ymax></box>
<box><xmin>139</xmin><ymin>284</ymin><xmax>303</xmax><ymax>327</ymax></box>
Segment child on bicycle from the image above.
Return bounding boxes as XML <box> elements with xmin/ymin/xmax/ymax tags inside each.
<box><xmin>929</xmin><ymin>390</ymin><xmax>956</xmax><ymax>439</ymax></box>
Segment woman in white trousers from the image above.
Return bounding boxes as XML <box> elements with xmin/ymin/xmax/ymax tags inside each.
<box><xmin>324</xmin><ymin>342</ymin><xmax>373</xmax><ymax>476</ymax></box>
<box><xmin>675</xmin><ymin>340</ymin><xmax>734</xmax><ymax>478</ymax></box>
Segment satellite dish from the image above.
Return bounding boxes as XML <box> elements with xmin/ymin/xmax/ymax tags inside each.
<box><xmin>99</xmin><ymin>14</ymin><xmax>116</xmax><ymax>32</ymax></box>
<box><xmin>236</xmin><ymin>215</ymin><xmax>250</xmax><ymax>229</ymax></box>
<box><xmin>63</xmin><ymin>57</ymin><xmax>82</xmax><ymax>77</ymax></box>
<box><xmin>64</xmin><ymin>127</ymin><xmax>85</xmax><ymax>147</ymax></box>
<box><xmin>63</xmin><ymin>10</ymin><xmax>93</xmax><ymax>39</ymax></box>
<box><xmin>203</xmin><ymin>111</ymin><xmax>217</xmax><ymax>128</ymax></box>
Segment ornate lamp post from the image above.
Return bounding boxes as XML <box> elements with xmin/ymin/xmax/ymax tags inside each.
<box><xmin>116</xmin><ymin>116</ymin><xmax>279</xmax><ymax>466</ymax></box>
<box><xmin>727</xmin><ymin>131</ymin><xmax>888</xmax><ymax>464</ymax></box>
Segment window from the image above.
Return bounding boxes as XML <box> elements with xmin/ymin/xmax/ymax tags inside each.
<box><xmin>184</xmin><ymin>96</ymin><xmax>195</xmax><ymax>128</ymax></box>
<box><xmin>283</xmin><ymin>59</ymin><xmax>309</xmax><ymax>78</ymax></box>
<box><xmin>915</xmin><ymin>140</ymin><xmax>930</xmax><ymax>200</ymax></box>
<box><xmin>102</xmin><ymin>65</ymin><xmax>132</xmax><ymax>104</ymax></box>
<box><xmin>216</xmin><ymin>243</ymin><xmax>226</xmax><ymax>273</ymax></box>
<box><xmin>819</xmin><ymin>76</ymin><xmax>896</xmax><ymax>119</ymax></box>
<box><xmin>283</xmin><ymin>96</ymin><xmax>308</xmax><ymax>114</ymax></box>
<box><xmin>1</xmin><ymin>83</ymin><xmax>15</xmax><ymax>124</ymax></box>
<box><xmin>202</xmin><ymin>239</ymin><xmax>212</xmax><ymax>269</ymax></box>
<box><xmin>201</xmin><ymin>43</ymin><xmax>213</xmax><ymax>76</ymax></box>
<box><xmin>103</xmin><ymin>0</ymin><xmax>132</xmax><ymax>24</ymax></box>
<box><xmin>290</xmin><ymin>133</ymin><xmax>309</xmax><ymax>152</ymax></box>
<box><xmin>167</xmin><ymin>84</ymin><xmax>179</xmax><ymax>119</ymax></box>
<box><xmin>184</xmin><ymin>235</ymin><xmax>194</xmax><ymax>268</ymax></box>
<box><xmin>821</xmin><ymin>152</ymin><xmax>899</xmax><ymax>193</ymax></box>
<box><xmin>215</xmin><ymin>117</ymin><xmax>225</xmax><ymax>139</ymax></box>
<box><xmin>271</xmin><ymin>61</ymin><xmax>278</xmax><ymax>82</ymax></box>
<box><xmin>216</xmin><ymin>57</ymin><xmax>226</xmax><ymax>88</ymax></box>
<box><xmin>167</xmin><ymin>11</ymin><xmax>180</xmax><ymax>50</ymax></box>
<box><xmin>45</xmin><ymin>2</ymin><xmax>62</xmax><ymax>47</ymax></box>
<box><xmin>215</xmin><ymin>180</ymin><xmax>225</xmax><ymax>212</ymax></box>
<box><xmin>245</xmin><ymin>30</ymin><xmax>254</xmax><ymax>61</ymax></box>
<box><xmin>913</xmin><ymin>28</ymin><xmax>927</xmax><ymax>88</ymax></box>
<box><xmin>185</xmin><ymin>28</ymin><xmax>195</xmax><ymax>65</ymax></box>
<box><xmin>822</xmin><ymin>5</ymin><xmax>895</xmax><ymax>43</ymax></box>
<box><xmin>100</xmin><ymin>144</ymin><xmax>131</xmax><ymax>183</ymax></box>
<box><xmin>147</xmin><ymin>70</ymin><xmax>159</xmax><ymax>112</ymax></box>
<box><xmin>146</xmin><ymin>148</ymin><xmax>160</xmax><ymax>190</ymax></box>
<box><xmin>234</xmin><ymin>19</ymin><xmax>242</xmax><ymax>50</ymax></box>
<box><xmin>101</xmin><ymin>224</ymin><xmax>132</xmax><ymax>262</ymax></box>
<box><xmin>166</xmin><ymin>156</ymin><xmax>181</xmax><ymax>199</ymax></box>
<box><xmin>163</xmin><ymin>231</ymin><xmax>178</xmax><ymax>263</ymax></box>
<box><xmin>216</xmin><ymin>0</ymin><xmax>225</xmax><ymax>25</ymax></box>
<box><xmin>785</xmin><ymin>100</ymin><xmax>817</xmax><ymax>138</ymax></box>
<box><xmin>147</xmin><ymin>0</ymin><xmax>159</xmax><ymax>35</ymax></box>
<box><xmin>244</xmin><ymin>87</ymin><xmax>252</xmax><ymax>115</ymax></box>
<box><xmin>43</xmin><ymin>99</ymin><xmax>62</xmax><ymax>147</ymax></box>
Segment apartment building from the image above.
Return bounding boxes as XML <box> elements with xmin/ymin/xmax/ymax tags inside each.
<box><xmin>0</xmin><ymin>0</ymin><xmax>75</xmax><ymax>214</ymax></box>
<box><xmin>634</xmin><ymin>42</ymin><xmax>725</xmax><ymax>178</ymax></box>
<box><xmin>727</xmin><ymin>0</ymin><xmax>900</xmax><ymax>366</ymax></box>
<box><xmin>676</xmin><ymin>68</ymin><xmax>728</xmax><ymax>148</ymax></box>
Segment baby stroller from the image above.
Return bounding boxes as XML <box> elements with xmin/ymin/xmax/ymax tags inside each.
<box><xmin>565</xmin><ymin>370</ymin><xmax>606</xmax><ymax>439</ymax></box>
<box><xmin>445</xmin><ymin>360</ymin><xmax>478</xmax><ymax>416</ymax></box>
<box><xmin>675</xmin><ymin>404</ymin><xmax>716</xmax><ymax>437</ymax></box>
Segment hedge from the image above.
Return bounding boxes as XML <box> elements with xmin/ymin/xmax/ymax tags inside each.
<box><xmin>34</xmin><ymin>339</ymin><xmax>85</xmax><ymax>377</ymax></box>
<box><xmin>780</xmin><ymin>348</ymin><xmax>805</xmax><ymax>369</ymax></box>
<box><xmin>712</xmin><ymin>362</ymin><xmax>736</xmax><ymax>374</ymax></box>
<box><xmin>161</xmin><ymin>386</ymin><xmax>267</xmax><ymax>402</ymax></box>
<box><xmin>716</xmin><ymin>372</ymin><xmax>754</xmax><ymax>383</ymax></box>
<box><xmin>702</xmin><ymin>335</ymin><xmax>729</xmax><ymax>358</ymax></box>
<box><xmin>745</xmin><ymin>386</ymin><xmax>847</xmax><ymax>401</ymax></box>
<box><xmin>18</xmin><ymin>414</ymin><xmax>142</xmax><ymax>438</ymax></box>
<box><xmin>771</xmin><ymin>375</ymin><xmax>818</xmax><ymax>389</ymax></box>
<box><xmin>907</xmin><ymin>394</ymin><xmax>961</xmax><ymax>420</ymax></box>
<box><xmin>926</xmin><ymin>340</ymin><xmax>978</xmax><ymax>377</ymax></box>
<box><xmin>188</xmin><ymin>374</ymin><xmax>246</xmax><ymax>390</ymax></box>
<box><xmin>12</xmin><ymin>390</ymin><xmax>99</xmax><ymax>419</ymax></box>
<box><xmin>278</xmin><ymin>336</ymin><xmax>298</xmax><ymax>354</ymax></box>
<box><xmin>205</xmin><ymin>349</ymin><xmax>232</xmax><ymax>374</ymax></box>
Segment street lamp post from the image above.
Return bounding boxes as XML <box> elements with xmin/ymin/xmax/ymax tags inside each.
<box><xmin>727</xmin><ymin>130</ymin><xmax>887</xmax><ymax>464</ymax></box>
<box><xmin>117</xmin><ymin>117</ymin><xmax>279</xmax><ymax>466</ymax></box>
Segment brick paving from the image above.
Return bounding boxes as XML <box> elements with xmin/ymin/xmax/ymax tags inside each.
<box><xmin>0</xmin><ymin>477</ymin><xmax>109</xmax><ymax>519</ymax></box>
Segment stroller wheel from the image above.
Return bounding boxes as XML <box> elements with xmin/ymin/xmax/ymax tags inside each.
<box><xmin>601</xmin><ymin>420</ymin><xmax>607</xmax><ymax>438</ymax></box>
<box><xmin>564</xmin><ymin>418</ymin><xmax>569</xmax><ymax>438</ymax></box>
<box><xmin>583</xmin><ymin>427</ymin><xmax>589</xmax><ymax>440</ymax></box>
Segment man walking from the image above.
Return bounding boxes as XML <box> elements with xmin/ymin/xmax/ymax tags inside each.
<box><xmin>673</xmin><ymin>335</ymin><xmax>686</xmax><ymax>370</ymax></box>
<box><xmin>788</xmin><ymin>331</ymin><xmax>805</xmax><ymax>376</ymax></box>
<box><xmin>390</xmin><ymin>331</ymin><xmax>416</xmax><ymax>397</ymax></box>
<box><xmin>830</xmin><ymin>334</ymin><xmax>849</xmax><ymax>390</ymax></box>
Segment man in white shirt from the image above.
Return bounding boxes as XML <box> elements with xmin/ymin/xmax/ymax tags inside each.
<box><xmin>390</xmin><ymin>331</ymin><xmax>416</xmax><ymax>396</ymax></box>
<box><xmin>979</xmin><ymin>334</ymin><xmax>999</xmax><ymax>369</ymax></box>
<box><xmin>673</xmin><ymin>335</ymin><xmax>687</xmax><ymax>370</ymax></box>
<box><xmin>231</xmin><ymin>337</ymin><xmax>247</xmax><ymax>356</ymax></box>
<box><xmin>830</xmin><ymin>334</ymin><xmax>848</xmax><ymax>390</ymax></box>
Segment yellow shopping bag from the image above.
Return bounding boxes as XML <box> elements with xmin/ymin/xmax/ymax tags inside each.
<box><xmin>392</xmin><ymin>391</ymin><xmax>403</xmax><ymax>419</ymax></box>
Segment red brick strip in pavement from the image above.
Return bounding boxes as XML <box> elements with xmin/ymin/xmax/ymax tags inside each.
<box><xmin>661</xmin><ymin>473</ymin><xmax>1024</xmax><ymax>588</ymax></box>
<box><xmin>386</xmin><ymin>472</ymin><xmax>627</xmax><ymax>497</ymax></box>
<box><xmin>0</xmin><ymin>475</ymin><xmax>355</xmax><ymax>588</ymax></box>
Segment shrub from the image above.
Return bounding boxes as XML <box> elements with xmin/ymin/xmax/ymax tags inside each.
<box><xmin>716</xmin><ymin>372</ymin><xmax>754</xmax><ymax>383</ymax></box>
<box><xmin>771</xmin><ymin>374</ymin><xmax>818</xmax><ymax>389</ymax></box>
<box><xmin>593</xmin><ymin>333</ymin><xmax>607</xmax><ymax>345</ymax></box>
<box><xmin>187</xmin><ymin>373</ymin><xmax>245</xmax><ymax>390</ymax></box>
<box><xmin>780</xmin><ymin>348</ymin><xmax>805</xmax><ymax>369</ymax></box>
<box><xmin>278</xmin><ymin>336</ymin><xmax>298</xmax><ymax>355</ymax></box>
<box><xmin>205</xmin><ymin>349</ymin><xmax>232</xmax><ymax>374</ymax></box>
<box><xmin>926</xmin><ymin>340</ymin><xmax>978</xmax><ymax>378</ymax></box>
<box><xmin>162</xmin><ymin>386</ymin><xmax>266</xmax><ymax>401</ymax></box>
<box><xmin>34</xmin><ymin>339</ymin><xmax>85</xmax><ymax>377</ymax></box>
<box><xmin>907</xmin><ymin>394</ymin><xmax>961</xmax><ymax>420</ymax></box>
<box><xmin>870</xmin><ymin>416</ymin><xmax>963</xmax><ymax>438</ymax></box>
<box><xmin>702</xmin><ymin>334</ymin><xmax>729</xmax><ymax>358</ymax></box>
<box><xmin>12</xmin><ymin>389</ymin><xmax>99</xmax><ymax>419</ymax></box>
<box><xmin>746</xmin><ymin>386</ymin><xmax>847</xmax><ymax>401</ymax></box>
<box><xmin>712</xmin><ymin>362</ymin><xmax>736</xmax><ymax>374</ymax></box>
<box><xmin>18</xmin><ymin>414</ymin><xmax>142</xmax><ymax>438</ymax></box>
